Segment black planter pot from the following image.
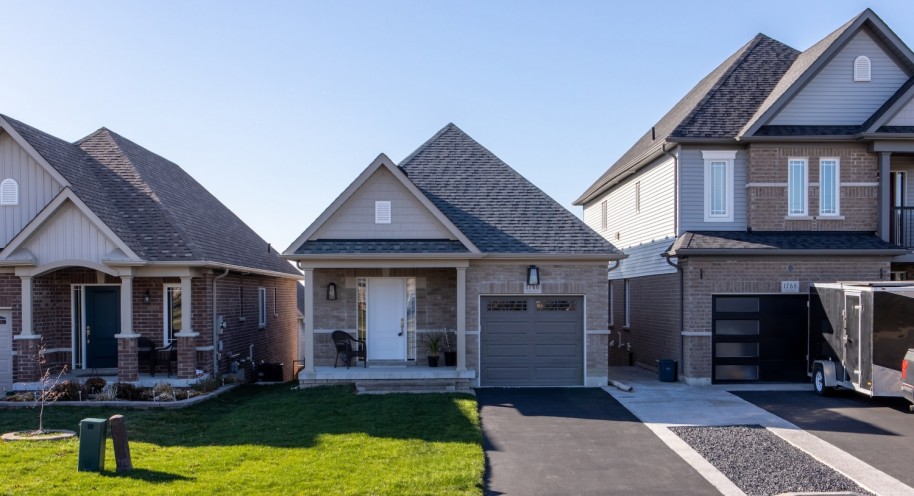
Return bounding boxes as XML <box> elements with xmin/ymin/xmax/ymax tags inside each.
<box><xmin>443</xmin><ymin>351</ymin><xmax>457</xmax><ymax>367</ymax></box>
<box><xmin>427</xmin><ymin>356</ymin><xmax>440</xmax><ymax>367</ymax></box>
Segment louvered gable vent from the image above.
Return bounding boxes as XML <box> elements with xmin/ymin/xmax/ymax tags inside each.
<box><xmin>854</xmin><ymin>55</ymin><xmax>871</xmax><ymax>82</ymax></box>
<box><xmin>0</xmin><ymin>178</ymin><xmax>18</xmax><ymax>205</ymax></box>
<box><xmin>375</xmin><ymin>201</ymin><xmax>391</xmax><ymax>224</ymax></box>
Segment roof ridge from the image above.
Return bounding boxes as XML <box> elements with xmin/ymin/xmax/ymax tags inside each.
<box><xmin>397</xmin><ymin>122</ymin><xmax>459</xmax><ymax>167</ymax></box>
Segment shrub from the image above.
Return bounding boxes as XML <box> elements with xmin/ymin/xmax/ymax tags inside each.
<box><xmin>113</xmin><ymin>383</ymin><xmax>144</xmax><ymax>401</ymax></box>
<box><xmin>51</xmin><ymin>380</ymin><xmax>83</xmax><ymax>401</ymax></box>
<box><xmin>191</xmin><ymin>377</ymin><xmax>221</xmax><ymax>393</ymax></box>
<box><xmin>84</xmin><ymin>377</ymin><xmax>107</xmax><ymax>394</ymax></box>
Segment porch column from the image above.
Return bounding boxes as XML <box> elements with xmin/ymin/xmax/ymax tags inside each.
<box><xmin>19</xmin><ymin>275</ymin><xmax>32</xmax><ymax>337</ymax></box>
<box><xmin>879</xmin><ymin>152</ymin><xmax>891</xmax><ymax>242</ymax></box>
<box><xmin>115</xmin><ymin>273</ymin><xmax>139</xmax><ymax>382</ymax></box>
<box><xmin>456</xmin><ymin>267</ymin><xmax>466</xmax><ymax>372</ymax></box>
<box><xmin>174</xmin><ymin>275</ymin><xmax>199</xmax><ymax>379</ymax></box>
<box><xmin>303</xmin><ymin>268</ymin><xmax>315</xmax><ymax>373</ymax></box>
<box><xmin>13</xmin><ymin>274</ymin><xmax>41</xmax><ymax>382</ymax></box>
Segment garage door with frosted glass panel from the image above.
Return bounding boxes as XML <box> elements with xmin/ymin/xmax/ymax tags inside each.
<box><xmin>481</xmin><ymin>296</ymin><xmax>584</xmax><ymax>386</ymax></box>
<box><xmin>0</xmin><ymin>310</ymin><xmax>11</xmax><ymax>392</ymax></box>
<box><xmin>712</xmin><ymin>294</ymin><xmax>808</xmax><ymax>383</ymax></box>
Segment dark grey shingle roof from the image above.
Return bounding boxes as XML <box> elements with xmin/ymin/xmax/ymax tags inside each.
<box><xmin>668</xmin><ymin>231</ymin><xmax>905</xmax><ymax>255</ymax></box>
<box><xmin>400</xmin><ymin>124</ymin><xmax>622</xmax><ymax>256</ymax></box>
<box><xmin>294</xmin><ymin>239</ymin><xmax>469</xmax><ymax>254</ymax></box>
<box><xmin>2</xmin><ymin>114</ymin><xmax>299</xmax><ymax>276</ymax></box>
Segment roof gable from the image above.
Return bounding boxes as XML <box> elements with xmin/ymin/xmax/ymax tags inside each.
<box><xmin>0</xmin><ymin>116</ymin><xmax>70</xmax><ymax>189</ymax></box>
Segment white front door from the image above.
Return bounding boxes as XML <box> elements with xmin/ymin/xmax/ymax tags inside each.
<box><xmin>0</xmin><ymin>310</ymin><xmax>12</xmax><ymax>392</ymax></box>
<box><xmin>367</xmin><ymin>278</ymin><xmax>406</xmax><ymax>360</ymax></box>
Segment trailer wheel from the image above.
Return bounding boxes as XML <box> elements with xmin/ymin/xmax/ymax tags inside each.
<box><xmin>813</xmin><ymin>364</ymin><xmax>832</xmax><ymax>396</ymax></box>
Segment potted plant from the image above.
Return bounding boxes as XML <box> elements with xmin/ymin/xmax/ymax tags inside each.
<box><xmin>442</xmin><ymin>330</ymin><xmax>457</xmax><ymax>367</ymax></box>
<box><xmin>423</xmin><ymin>332</ymin><xmax>443</xmax><ymax>367</ymax></box>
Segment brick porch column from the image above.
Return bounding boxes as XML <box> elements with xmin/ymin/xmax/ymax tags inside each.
<box><xmin>116</xmin><ymin>335</ymin><xmax>139</xmax><ymax>382</ymax></box>
<box><xmin>175</xmin><ymin>334</ymin><xmax>197</xmax><ymax>379</ymax></box>
<box><xmin>13</xmin><ymin>336</ymin><xmax>41</xmax><ymax>382</ymax></box>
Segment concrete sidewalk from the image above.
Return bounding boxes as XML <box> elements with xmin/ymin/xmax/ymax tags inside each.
<box><xmin>603</xmin><ymin>367</ymin><xmax>913</xmax><ymax>496</ymax></box>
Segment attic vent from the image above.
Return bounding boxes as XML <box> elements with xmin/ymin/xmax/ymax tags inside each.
<box><xmin>0</xmin><ymin>178</ymin><xmax>18</xmax><ymax>206</ymax></box>
<box><xmin>854</xmin><ymin>56</ymin><xmax>871</xmax><ymax>82</ymax></box>
<box><xmin>375</xmin><ymin>201</ymin><xmax>391</xmax><ymax>224</ymax></box>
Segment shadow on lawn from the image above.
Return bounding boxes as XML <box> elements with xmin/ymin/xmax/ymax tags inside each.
<box><xmin>100</xmin><ymin>468</ymin><xmax>193</xmax><ymax>482</ymax></box>
<box><xmin>0</xmin><ymin>384</ymin><xmax>480</xmax><ymax>449</ymax></box>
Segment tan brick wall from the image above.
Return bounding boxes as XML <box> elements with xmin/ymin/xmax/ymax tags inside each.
<box><xmin>625</xmin><ymin>273</ymin><xmax>681</xmax><ymax>371</ymax></box>
<box><xmin>747</xmin><ymin>143</ymin><xmax>878</xmax><ymax>231</ymax></box>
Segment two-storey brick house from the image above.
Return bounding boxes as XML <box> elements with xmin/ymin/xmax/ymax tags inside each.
<box><xmin>577</xmin><ymin>9</ymin><xmax>913</xmax><ymax>384</ymax></box>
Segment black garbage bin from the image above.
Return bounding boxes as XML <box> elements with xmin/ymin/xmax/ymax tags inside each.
<box><xmin>658</xmin><ymin>359</ymin><xmax>678</xmax><ymax>382</ymax></box>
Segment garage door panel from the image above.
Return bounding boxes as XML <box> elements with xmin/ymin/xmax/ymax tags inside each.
<box><xmin>481</xmin><ymin>296</ymin><xmax>583</xmax><ymax>387</ymax></box>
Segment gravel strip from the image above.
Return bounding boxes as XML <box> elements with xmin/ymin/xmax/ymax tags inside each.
<box><xmin>670</xmin><ymin>425</ymin><xmax>871</xmax><ymax>496</ymax></box>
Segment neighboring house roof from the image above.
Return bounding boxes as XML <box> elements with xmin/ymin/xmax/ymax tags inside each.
<box><xmin>666</xmin><ymin>231</ymin><xmax>906</xmax><ymax>256</ymax></box>
<box><xmin>1</xmin><ymin>114</ymin><xmax>299</xmax><ymax>277</ymax></box>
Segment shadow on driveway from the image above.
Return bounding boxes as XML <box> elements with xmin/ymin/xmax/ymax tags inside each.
<box><xmin>477</xmin><ymin>388</ymin><xmax>718</xmax><ymax>496</ymax></box>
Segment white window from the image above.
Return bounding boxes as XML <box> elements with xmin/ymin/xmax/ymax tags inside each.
<box><xmin>703</xmin><ymin>151</ymin><xmax>736</xmax><ymax>222</ymax></box>
<box><xmin>819</xmin><ymin>158</ymin><xmax>840</xmax><ymax>216</ymax></box>
<box><xmin>0</xmin><ymin>178</ymin><xmax>18</xmax><ymax>206</ymax></box>
<box><xmin>623</xmin><ymin>280</ymin><xmax>631</xmax><ymax>328</ymax></box>
<box><xmin>635</xmin><ymin>181</ymin><xmax>641</xmax><ymax>214</ymax></box>
<box><xmin>258</xmin><ymin>287</ymin><xmax>267</xmax><ymax>328</ymax></box>
<box><xmin>375</xmin><ymin>201</ymin><xmax>391</xmax><ymax>224</ymax></box>
<box><xmin>854</xmin><ymin>56</ymin><xmax>871</xmax><ymax>82</ymax></box>
<box><xmin>164</xmin><ymin>284</ymin><xmax>182</xmax><ymax>344</ymax></box>
<box><xmin>600</xmin><ymin>200</ymin><xmax>608</xmax><ymax>231</ymax></box>
<box><xmin>788</xmin><ymin>158</ymin><xmax>808</xmax><ymax>216</ymax></box>
<box><xmin>608</xmin><ymin>281</ymin><xmax>614</xmax><ymax>326</ymax></box>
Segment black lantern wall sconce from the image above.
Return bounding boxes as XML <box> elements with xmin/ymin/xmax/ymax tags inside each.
<box><xmin>143</xmin><ymin>289</ymin><xmax>151</xmax><ymax>304</ymax></box>
<box><xmin>526</xmin><ymin>265</ymin><xmax>540</xmax><ymax>286</ymax></box>
<box><xmin>327</xmin><ymin>282</ymin><xmax>337</xmax><ymax>301</ymax></box>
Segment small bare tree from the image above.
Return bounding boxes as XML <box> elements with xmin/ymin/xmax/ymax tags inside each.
<box><xmin>33</xmin><ymin>340</ymin><xmax>68</xmax><ymax>434</ymax></box>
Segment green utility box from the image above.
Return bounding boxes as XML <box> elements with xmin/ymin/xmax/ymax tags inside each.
<box><xmin>78</xmin><ymin>418</ymin><xmax>108</xmax><ymax>472</ymax></box>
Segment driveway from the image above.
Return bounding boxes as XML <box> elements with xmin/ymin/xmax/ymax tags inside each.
<box><xmin>734</xmin><ymin>389</ymin><xmax>914</xmax><ymax>489</ymax></box>
<box><xmin>476</xmin><ymin>388</ymin><xmax>718</xmax><ymax>496</ymax></box>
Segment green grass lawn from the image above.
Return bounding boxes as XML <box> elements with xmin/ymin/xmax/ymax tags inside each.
<box><xmin>0</xmin><ymin>384</ymin><xmax>484</xmax><ymax>495</ymax></box>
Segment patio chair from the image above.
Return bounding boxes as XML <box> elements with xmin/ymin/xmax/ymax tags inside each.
<box><xmin>138</xmin><ymin>337</ymin><xmax>156</xmax><ymax>374</ymax></box>
<box><xmin>332</xmin><ymin>330</ymin><xmax>366</xmax><ymax>368</ymax></box>
<box><xmin>156</xmin><ymin>341</ymin><xmax>178</xmax><ymax>377</ymax></box>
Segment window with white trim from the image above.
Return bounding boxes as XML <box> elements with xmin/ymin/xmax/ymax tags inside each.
<box><xmin>258</xmin><ymin>287</ymin><xmax>267</xmax><ymax>328</ymax></box>
<box><xmin>702</xmin><ymin>151</ymin><xmax>736</xmax><ymax>222</ymax></box>
<box><xmin>164</xmin><ymin>284</ymin><xmax>182</xmax><ymax>345</ymax></box>
<box><xmin>608</xmin><ymin>281</ymin><xmax>614</xmax><ymax>327</ymax></box>
<box><xmin>819</xmin><ymin>158</ymin><xmax>840</xmax><ymax>216</ymax></box>
<box><xmin>600</xmin><ymin>200</ymin><xmax>608</xmax><ymax>231</ymax></box>
<box><xmin>375</xmin><ymin>201</ymin><xmax>391</xmax><ymax>224</ymax></box>
<box><xmin>623</xmin><ymin>279</ymin><xmax>631</xmax><ymax>328</ymax></box>
<box><xmin>788</xmin><ymin>158</ymin><xmax>808</xmax><ymax>216</ymax></box>
<box><xmin>0</xmin><ymin>178</ymin><xmax>18</xmax><ymax>206</ymax></box>
<box><xmin>854</xmin><ymin>56</ymin><xmax>871</xmax><ymax>82</ymax></box>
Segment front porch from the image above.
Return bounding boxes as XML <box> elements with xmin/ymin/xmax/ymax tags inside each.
<box><xmin>299</xmin><ymin>364</ymin><xmax>476</xmax><ymax>393</ymax></box>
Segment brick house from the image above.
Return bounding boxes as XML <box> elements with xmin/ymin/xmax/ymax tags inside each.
<box><xmin>576</xmin><ymin>9</ymin><xmax>912</xmax><ymax>384</ymax></box>
<box><xmin>284</xmin><ymin>124</ymin><xmax>623</xmax><ymax>391</ymax></box>
<box><xmin>0</xmin><ymin>114</ymin><xmax>301</xmax><ymax>392</ymax></box>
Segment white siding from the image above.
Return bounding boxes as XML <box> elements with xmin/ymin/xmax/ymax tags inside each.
<box><xmin>313</xmin><ymin>167</ymin><xmax>454</xmax><ymax>240</ymax></box>
<box><xmin>0</xmin><ymin>133</ymin><xmax>63</xmax><ymax>247</ymax></box>
<box><xmin>23</xmin><ymin>201</ymin><xmax>120</xmax><ymax>264</ymax></box>
<box><xmin>582</xmin><ymin>155</ymin><xmax>675</xmax><ymax>250</ymax></box>
<box><xmin>772</xmin><ymin>29</ymin><xmax>910</xmax><ymax>125</ymax></box>
<box><xmin>679</xmin><ymin>147</ymin><xmax>748</xmax><ymax>232</ymax></box>
<box><xmin>607</xmin><ymin>239</ymin><xmax>677</xmax><ymax>280</ymax></box>
<box><xmin>887</xmin><ymin>97</ymin><xmax>914</xmax><ymax>126</ymax></box>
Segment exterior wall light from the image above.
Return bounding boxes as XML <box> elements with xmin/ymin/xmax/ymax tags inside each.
<box><xmin>143</xmin><ymin>289</ymin><xmax>151</xmax><ymax>304</ymax></box>
<box><xmin>327</xmin><ymin>282</ymin><xmax>337</xmax><ymax>301</ymax></box>
<box><xmin>527</xmin><ymin>265</ymin><xmax>540</xmax><ymax>286</ymax></box>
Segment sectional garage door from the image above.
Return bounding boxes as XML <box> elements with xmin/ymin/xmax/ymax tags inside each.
<box><xmin>712</xmin><ymin>294</ymin><xmax>808</xmax><ymax>383</ymax></box>
<box><xmin>480</xmin><ymin>296</ymin><xmax>584</xmax><ymax>386</ymax></box>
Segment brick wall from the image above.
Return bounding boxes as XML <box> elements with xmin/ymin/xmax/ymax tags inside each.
<box><xmin>747</xmin><ymin>143</ymin><xmax>878</xmax><ymax>231</ymax></box>
<box><xmin>623</xmin><ymin>272</ymin><xmax>681</xmax><ymax>371</ymax></box>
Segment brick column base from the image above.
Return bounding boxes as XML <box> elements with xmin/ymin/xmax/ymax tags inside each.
<box><xmin>682</xmin><ymin>333</ymin><xmax>712</xmax><ymax>385</ymax></box>
<box><xmin>117</xmin><ymin>336</ymin><xmax>139</xmax><ymax>382</ymax></box>
<box><xmin>176</xmin><ymin>334</ymin><xmax>197</xmax><ymax>379</ymax></box>
<box><xmin>14</xmin><ymin>336</ymin><xmax>42</xmax><ymax>382</ymax></box>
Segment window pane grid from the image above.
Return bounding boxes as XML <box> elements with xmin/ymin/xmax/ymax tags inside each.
<box><xmin>788</xmin><ymin>159</ymin><xmax>807</xmax><ymax>215</ymax></box>
<box><xmin>710</xmin><ymin>162</ymin><xmax>727</xmax><ymax>216</ymax></box>
<box><xmin>820</xmin><ymin>160</ymin><xmax>838</xmax><ymax>215</ymax></box>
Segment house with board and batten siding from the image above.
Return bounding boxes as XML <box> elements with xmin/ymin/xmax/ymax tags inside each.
<box><xmin>576</xmin><ymin>9</ymin><xmax>912</xmax><ymax>385</ymax></box>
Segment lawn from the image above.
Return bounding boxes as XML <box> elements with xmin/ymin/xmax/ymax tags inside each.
<box><xmin>0</xmin><ymin>384</ymin><xmax>484</xmax><ymax>495</ymax></box>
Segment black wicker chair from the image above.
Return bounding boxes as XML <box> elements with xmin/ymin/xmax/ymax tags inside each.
<box><xmin>137</xmin><ymin>337</ymin><xmax>178</xmax><ymax>377</ymax></box>
<box><xmin>332</xmin><ymin>330</ymin><xmax>366</xmax><ymax>368</ymax></box>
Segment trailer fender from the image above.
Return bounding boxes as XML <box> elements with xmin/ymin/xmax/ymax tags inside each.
<box><xmin>814</xmin><ymin>360</ymin><xmax>838</xmax><ymax>388</ymax></box>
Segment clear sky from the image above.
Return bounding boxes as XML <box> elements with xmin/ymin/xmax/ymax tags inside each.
<box><xmin>2</xmin><ymin>1</ymin><xmax>913</xmax><ymax>251</ymax></box>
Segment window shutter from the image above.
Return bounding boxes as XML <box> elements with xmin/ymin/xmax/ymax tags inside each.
<box><xmin>375</xmin><ymin>201</ymin><xmax>391</xmax><ymax>224</ymax></box>
<box><xmin>854</xmin><ymin>56</ymin><xmax>871</xmax><ymax>82</ymax></box>
<box><xmin>0</xmin><ymin>179</ymin><xmax>18</xmax><ymax>205</ymax></box>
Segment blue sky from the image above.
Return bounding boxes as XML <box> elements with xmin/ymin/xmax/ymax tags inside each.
<box><xmin>2</xmin><ymin>1</ymin><xmax>913</xmax><ymax>250</ymax></box>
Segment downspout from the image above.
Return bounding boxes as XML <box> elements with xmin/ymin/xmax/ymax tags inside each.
<box><xmin>664</xmin><ymin>252</ymin><xmax>684</xmax><ymax>377</ymax></box>
<box><xmin>213</xmin><ymin>268</ymin><xmax>229</xmax><ymax>378</ymax></box>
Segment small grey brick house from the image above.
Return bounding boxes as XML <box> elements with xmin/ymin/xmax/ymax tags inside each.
<box><xmin>0</xmin><ymin>114</ymin><xmax>302</xmax><ymax>392</ymax></box>
<box><xmin>285</xmin><ymin>124</ymin><xmax>623</xmax><ymax>390</ymax></box>
<box><xmin>577</xmin><ymin>9</ymin><xmax>913</xmax><ymax>385</ymax></box>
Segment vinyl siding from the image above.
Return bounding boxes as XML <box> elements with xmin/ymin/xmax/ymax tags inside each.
<box><xmin>887</xmin><ymin>97</ymin><xmax>914</xmax><ymax>126</ymax></box>
<box><xmin>582</xmin><ymin>155</ymin><xmax>675</xmax><ymax>249</ymax></box>
<box><xmin>771</xmin><ymin>29</ymin><xmax>910</xmax><ymax>125</ymax></box>
<box><xmin>679</xmin><ymin>147</ymin><xmax>748</xmax><ymax>232</ymax></box>
<box><xmin>0</xmin><ymin>132</ymin><xmax>63</xmax><ymax>248</ymax></box>
<box><xmin>607</xmin><ymin>238</ymin><xmax>677</xmax><ymax>281</ymax></box>
<box><xmin>313</xmin><ymin>167</ymin><xmax>454</xmax><ymax>240</ymax></box>
<box><xmin>23</xmin><ymin>201</ymin><xmax>120</xmax><ymax>264</ymax></box>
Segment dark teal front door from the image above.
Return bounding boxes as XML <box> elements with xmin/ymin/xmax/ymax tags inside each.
<box><xmin>85</xmin><ymin>287</ymin><xmax>120</xmax><ymax>369</ymax></box>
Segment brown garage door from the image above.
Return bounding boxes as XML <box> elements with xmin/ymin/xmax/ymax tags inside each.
<box><xmin>480</xmin><ymin>296</ymin><xmax>584</xmax><ymax>386</ymax></box>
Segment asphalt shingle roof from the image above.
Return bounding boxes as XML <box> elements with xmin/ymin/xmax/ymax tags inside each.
<box><xmin>294</xmin><ymin>239</ymin><xmax>470</xmax><ymax>255</ymax></box>
<box><xmin>398</xmin><ymin>124</ymin><xmax>622</xmax><ymax>256</ymax></box>
<box><xmin>2</xmin><ymin>114</ymin><xmax>299</xmax><ymax>276</ymax></box>
<box><xmin>668</xmin><ymin>231</ymin><xmax>905</xmax><ymax>255</ymax></box>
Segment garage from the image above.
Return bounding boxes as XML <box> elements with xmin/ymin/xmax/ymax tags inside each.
<box><xmin>480</xmin><ymin>296</ymin><xmax>584</xmax><ymax>386</ymax></box>
<box><xmin>712</xmin><ymin>294</ymin><xmax>808</xmax><ymax>383</ymax></box>
<box><xmin>0</xmin><ymin>310</ymin><xmax>11</xmax><ymax>392</ymax></box>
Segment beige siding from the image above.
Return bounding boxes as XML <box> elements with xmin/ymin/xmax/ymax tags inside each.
<box><xmin>583</xmin><ymin>156</ymin><xmax>675</xmax><ymax>251</ymax></box>
<box><xmin>0</xmin><ymin>133</ymin><xmax>64</xmax><ymax>247</ymax></box>
<box><xmin>23</xmin><ymin>201</ymin><xmax>120</xmax><ymax>264</ymax></box>
<box><xmin>772</xmin><ymin>29</ymin><xmax>910</xmax><ymax>125</ymax></box>
<box><xmin>887</xmin><ymin>97</ymin><xmax>914</xmax><ymax>126</ymax></box>
<box><xmin>313</xmin><ymin>167</ymin><xmax>454</xmax><ymax>240</ymax></box>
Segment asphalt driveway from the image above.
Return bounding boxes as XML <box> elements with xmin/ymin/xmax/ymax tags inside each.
<box><xmin>735</xmin><ymin>389</ymin><xmax>914</xmax><ymax>489</ymax></box>
<box><xmin>477</xmin><ymin>388</ymin><xmax>718</xmax><ymax>496</ymax></box>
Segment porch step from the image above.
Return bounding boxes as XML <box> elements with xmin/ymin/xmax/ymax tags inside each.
<box><xmin>355</xmin><ymin>379</ymin><xmax>472</xmax><ymax>394</ymax></box>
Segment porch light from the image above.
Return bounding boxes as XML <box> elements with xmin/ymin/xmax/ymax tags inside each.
<box><xmin>526</xmin><ymin>265</ymin><xmax>540</xmax><ymax>286</ymax></box>
<box><xmin>143</xmin><ymin>290</ymin><xmax>151</xmax><ymax>304</ymax></box>
<box><xmin>327</xmin><ymin>282</ymin><xmax>337</xmax><ymax>301</ymax></box>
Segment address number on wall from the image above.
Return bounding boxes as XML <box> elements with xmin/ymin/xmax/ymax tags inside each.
<box><xmin>780</xmin><ymin>281</ymin><xmax>800</xmax><ymax>293</ymax></box>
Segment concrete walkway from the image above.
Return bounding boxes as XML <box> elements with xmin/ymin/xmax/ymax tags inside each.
<box><xmin>604</xmin><ymin>366</ymin><xmax>914</xmax><ymax>496</ymax></box>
